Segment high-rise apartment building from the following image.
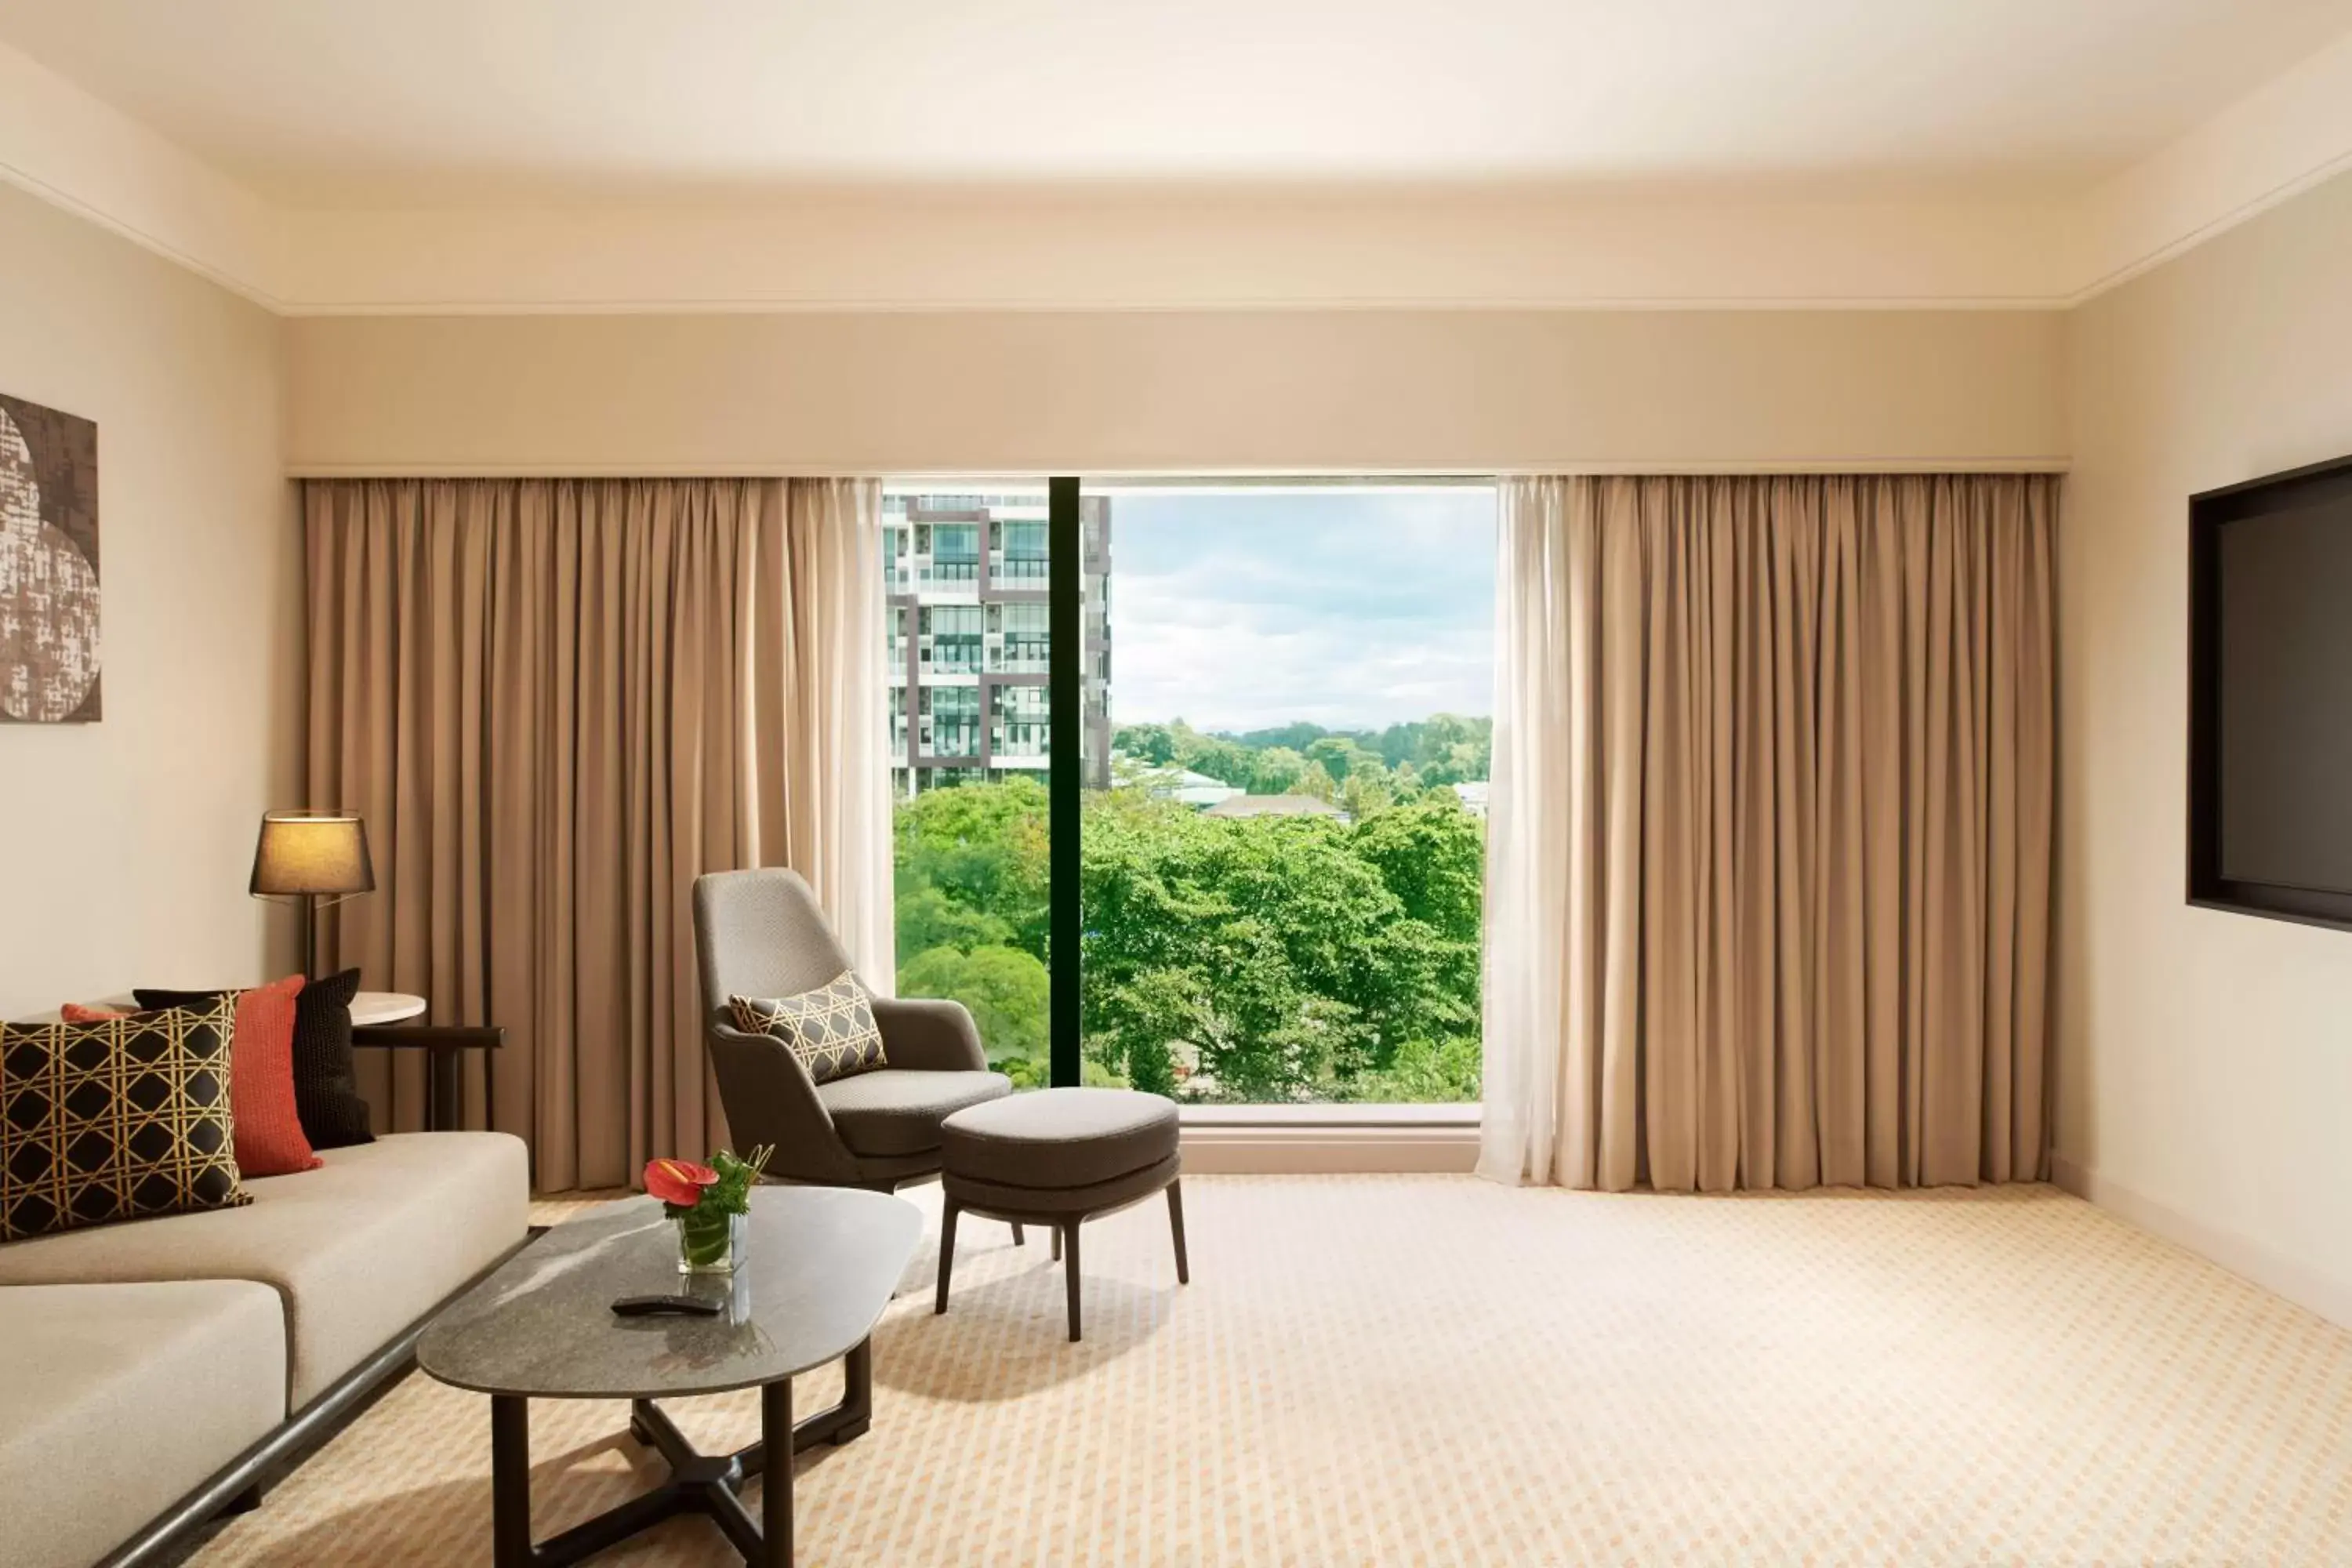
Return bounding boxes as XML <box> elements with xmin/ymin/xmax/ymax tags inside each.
<box><xmin>884</xmin><ymin>491</ymin><xmax>1112</xmax><ymax>795</ymax></box>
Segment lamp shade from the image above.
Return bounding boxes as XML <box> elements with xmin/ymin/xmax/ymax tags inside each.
<box><xmin>249</xmin><ymin>811</ymin><xmax>375</xmax><ymax>897</ymax></box>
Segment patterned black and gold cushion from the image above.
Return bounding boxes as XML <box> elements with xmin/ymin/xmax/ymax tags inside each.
<box><xmin>730</xmin><ymin>971</ymin><xmax>888</xmax><ymax>1085</ymax></box>
<box><xmin>1</xmin><ymin>997</ymin><xmax>249</xmax><ymax>1242</ymax></box>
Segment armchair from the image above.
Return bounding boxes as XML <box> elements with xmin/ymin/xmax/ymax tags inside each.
<box><xmin>691</xmin><ymin>868</ymin><xmax>1014</xmax><ymax>1191</ymax></box>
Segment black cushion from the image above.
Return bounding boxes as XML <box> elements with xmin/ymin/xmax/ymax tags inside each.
<box><xmin>136</xmin><ymin>967</ymin><xmax>375</xmax><ymax>1149</ymax></box>
<box><xmin>0</xmin><ymin>997</ymin><xmax>249</xmax><ymax>1241</ymax></box>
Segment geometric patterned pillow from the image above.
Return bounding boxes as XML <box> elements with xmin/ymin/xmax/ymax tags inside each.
<box><xmin>0</xmin><ymin>996</ymin><xmax>249</xmax><ymax>1241</ymax></box>
<box><xmin>729</xmin><ymin>971</ymin><xmax>888</xmax><ymax>1086</ymax></box>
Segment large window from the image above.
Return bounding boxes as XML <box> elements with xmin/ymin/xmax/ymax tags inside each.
<box><xmin>1079</xmin><ymin>484</ymin><xmax>1492</xmax><ymax>1104</ymax></box>
<box><xmin>886</xmin><ymin>479</ymin><xmax>1491</xmax><ymax>1104</ymax></box>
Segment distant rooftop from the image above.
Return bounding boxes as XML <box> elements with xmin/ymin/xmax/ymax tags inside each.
<box><xmin>1202</xmin><ymin>794</ymin><xmax>1346</xmax><ymax>821</ymax></box>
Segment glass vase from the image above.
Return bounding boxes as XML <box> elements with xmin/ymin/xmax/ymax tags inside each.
<box><xmin>675</xmin><ymin>1207</ymin><xmax>746</xmax><ymax>1276</ymax></box>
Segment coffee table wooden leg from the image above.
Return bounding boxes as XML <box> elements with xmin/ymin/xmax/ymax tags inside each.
<box><xmin>492</xmin><ymin>1394</ymin><xmax>533</xmax><ymax>1568</ymax></box>
<box><xmin>833</xmin><ymin>1337</ymin><xmax>872</xmax><ymax>1444</ymax></box>
<box><xmin>762</xmin><ymin>1379</ymin><xmax>793</xmax><ymax>1567</ymax></box>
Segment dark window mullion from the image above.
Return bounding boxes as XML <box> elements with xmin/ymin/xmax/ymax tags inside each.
<box><xmin>1048</xmin><ymin>476</ymin><xmax>1083</xmax><ymax>1088</ymax></box>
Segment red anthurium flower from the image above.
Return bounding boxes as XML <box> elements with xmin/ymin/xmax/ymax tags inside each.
<box><xmin>644</xmin><ymin>1158</ymin><xmax>720</xmax><ymax>1208</ymax></box>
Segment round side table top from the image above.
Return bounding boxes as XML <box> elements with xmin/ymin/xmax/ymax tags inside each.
<box><xmin>350</xmin><ymin>990</ymin><xmax>427</xmax><ymax>1026</ymax></box>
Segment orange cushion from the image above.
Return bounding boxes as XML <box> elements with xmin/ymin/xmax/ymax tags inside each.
<box><xmin>223</xmin><ymin>976</ymin><xmax>320</xmax><ymax>1178</ymax></box>
<box><xmin>62</xmin><ymin>982</ymin><xmax>321</xmax><ymax>1177</ymax></box>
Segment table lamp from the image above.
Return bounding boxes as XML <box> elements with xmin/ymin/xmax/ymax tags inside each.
<box><xmin>250</xmin><ymin>811</ymin><xmax>376</xmax><ymax>978</ymax></box>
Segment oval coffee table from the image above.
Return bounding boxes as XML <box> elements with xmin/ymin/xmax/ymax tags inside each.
<box><xmin>419</xmin><ymin>1185</ymin><xmax>920</xmax><ymax>1566</ymax></box>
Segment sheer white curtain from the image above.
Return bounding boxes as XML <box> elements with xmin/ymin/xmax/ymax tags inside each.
<box><xmin>777</xmin><ymin>478</ymin><xmax>896</xmax><ymax>995</ymax></box>
<box><xmin>1479</xmin><ymin>478</ymin><xmax>1589</xmax><ymax>1186</ymax></box>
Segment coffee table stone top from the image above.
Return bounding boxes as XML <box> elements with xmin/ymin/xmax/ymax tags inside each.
<box><xmin>419</xmin><ymin>1185</ymin><xmax>920</xmax><ymax>1401</ymax></box>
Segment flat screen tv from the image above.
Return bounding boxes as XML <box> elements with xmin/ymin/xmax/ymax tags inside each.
<box><xmin>2190</xmin><ymin>452</ymin><xmax>2352</xmax><ymax>929</ymax></box>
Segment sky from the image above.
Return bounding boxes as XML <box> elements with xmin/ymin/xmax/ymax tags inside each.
<box><xmin>1104</xmin><ymin>487</ymin><xmax>1496</xmax><ymax>734</ymax></box>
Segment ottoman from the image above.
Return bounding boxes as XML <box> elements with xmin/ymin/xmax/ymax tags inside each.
<box><xmin>935</xmin><ymin>1087</ymin><xmax>1189</xmax><ymax>1341</ymax></box>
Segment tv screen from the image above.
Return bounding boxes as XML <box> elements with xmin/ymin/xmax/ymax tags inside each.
<box><xmin>2191</xmin><ymin>454</ymin><xmax>2352</xmax><ymax>927</ymax></box>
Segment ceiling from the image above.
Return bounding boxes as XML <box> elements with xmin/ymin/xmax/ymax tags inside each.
<box><xmin>0</xmin><ymin>0</ymin><xmax>2349</xmax><ymax>203</ymax></box>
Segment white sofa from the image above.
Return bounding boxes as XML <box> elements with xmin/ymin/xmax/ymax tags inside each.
<box><xmin>0</xmin><ymin>1132</ymin><xmax>528</xmax><ymax>1568</ymax></box>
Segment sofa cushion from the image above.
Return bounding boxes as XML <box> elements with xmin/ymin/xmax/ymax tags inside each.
<box><xmin>0</xmin><ymin>997</ymin><xmax>249</xmax><ymax>1241</ymax></box>
<box><xmin>0</xmin><ymin>1131</ymin><xmax>527</xmax><ymax>1406</ymax></box>
<box><xmin>818</xmin><ymin>1069</ymin><xmax>1011</xmax><ymax>1157</ymax></box>
<box><xmin>0</xmin><ymin>1279</ymin><xmax>285</xmax><ymax>1568</ymax></box>
<box><xmin>941</xmin><ymin>1087</ymin><xmax>1181</xmax><ymax>1191</ymax></box>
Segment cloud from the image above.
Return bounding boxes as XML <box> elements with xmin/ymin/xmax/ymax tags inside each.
<box><xmin>1102</xmin><ymin>488</ymin><xmax>1496</xmax><ymax>733</ymax></box>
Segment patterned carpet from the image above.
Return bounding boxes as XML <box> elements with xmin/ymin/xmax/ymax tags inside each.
<box><xmin>176</xmin><ymin>1176</ymin><xmax>2352</xmax><ymax>1566</ymax></box>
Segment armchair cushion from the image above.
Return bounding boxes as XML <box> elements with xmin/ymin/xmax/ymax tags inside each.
<box><xmin>817</xmin><ymin>1069</ymin><xmax>1013</xmax><ymax>1159</ymax></box>
<box><xmin>730</xmin><ymin>969</ymin><xmax>887</xmax><ymax>1086</ymax></box>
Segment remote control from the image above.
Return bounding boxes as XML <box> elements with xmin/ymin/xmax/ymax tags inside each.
<box><xmin>610</xmin><ymin>1294</ymin><xmax>724</xmax><ymax>1317</ymax></box>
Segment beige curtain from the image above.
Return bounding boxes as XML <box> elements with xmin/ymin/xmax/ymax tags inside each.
<box><xmin>303</xmin><ymin>477</ymin><xmax>891</xmax><ymax>1191</ymax></box>
<box><xmin>1479</xmin><ymin>474</ymin><xmax>2057</xmax><ymax>1192</ymax></box>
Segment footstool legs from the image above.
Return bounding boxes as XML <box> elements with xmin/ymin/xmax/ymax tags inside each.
<box><xmin>937</xmin><ymin>1185</ymin><xmax>1185</xmax><ymax>1342</ymax></box>
<box><xmin>935</xmin><ymin>1199</ymin><xmax>960</xmax><ymax>1315</ymax></box>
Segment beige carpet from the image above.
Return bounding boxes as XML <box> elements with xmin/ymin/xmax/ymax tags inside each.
<box><xmin>179</xmin><ymin>1176</ymin><xmax>2352</xmax><ymax>1566</ymax></box>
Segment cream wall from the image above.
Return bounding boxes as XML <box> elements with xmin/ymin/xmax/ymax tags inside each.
<box><xmin>0</xmin><ymin>179</ymin><xmax>295</xmax><ymax>1019</ymax></box>
<box><xmin>2059</xmin><ymin>166</ymin><xmax>2352</xmax><ymax>1323</ymax></box>
<box><xmin>283</xmin><ymin>308</ymin><xmax>2066</xmax><ymax>477</ymax></box>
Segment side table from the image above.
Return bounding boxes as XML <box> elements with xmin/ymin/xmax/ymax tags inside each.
<box><xmin>349</xmin><ymin>992</ymin><xmax>503</xmax><ymax>1132</ymax></box>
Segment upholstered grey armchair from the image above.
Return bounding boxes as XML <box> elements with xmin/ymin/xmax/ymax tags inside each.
<box><xmin>691</xmin><ymin>867</ymin><xmax>1013</xmax><ymax>1190</ymax></box>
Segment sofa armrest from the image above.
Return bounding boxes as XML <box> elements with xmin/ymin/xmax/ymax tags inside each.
<box><xmin>706</xmin><ymin>1024</ymin><xmax>861</xmax><ymax>1184</ymax></box>
<box><xmin>869</xmin><ymin>995</ymin><xmax>989</xmax><ymax>1073</ymax></box>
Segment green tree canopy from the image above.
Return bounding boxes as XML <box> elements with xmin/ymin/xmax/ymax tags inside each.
<box><xmin>894</xmin><ymin>884</ymin><xmax>1015</xmax><ymax>966</ymax></box>
<box><xmin>1352</xmin><ymin>792</ymin><xmax>1485</xmax><ymax>945</ymax></box>
<box><xmin>896</xmin><ymin>944</ymin><xmax>1049</xmax><ymax>1080</ymax></box>
<box><xmin>895</xmin><ymin>775</ymin><xmax>1050</xmax><ymax>961</ymax></box>
<box><xmin>1078</xmin><ymin>792</ymin><xmax>1478</xmax><ymax>1102</ymax></box>
<box><xmin>894</xmin><ymin>720</ymin><xmax>1486</xmax><ymax>1105</ymax></box>
<box><xmin>1249</xmin><ymin>746</ymin><xmax>1307</xmax><ymax>794</ymax></box>
<box><xmin>1114</xmin><ymin>721</ymin><xmax>1178</xmax><ymax>766</ymax></box>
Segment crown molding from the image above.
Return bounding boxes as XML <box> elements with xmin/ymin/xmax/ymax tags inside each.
<box><xmin>3</xmin><ymin>28</ymin><xmax>2351</xmax><ymax>317</ymax></box>
<box><xmin>0</xmin><ymin>37</ymin><xmax>283</xmax><ymax>307</ymax></box>
<box><xmin>2066</xmin><ymin>27</ymin><xmax>2352</xmax><ymax>305</ymax></box>
<box><xmin>268</xmin><ymin>191</ymin><xmax>2076</xmax><ymax>314</ymax></box>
